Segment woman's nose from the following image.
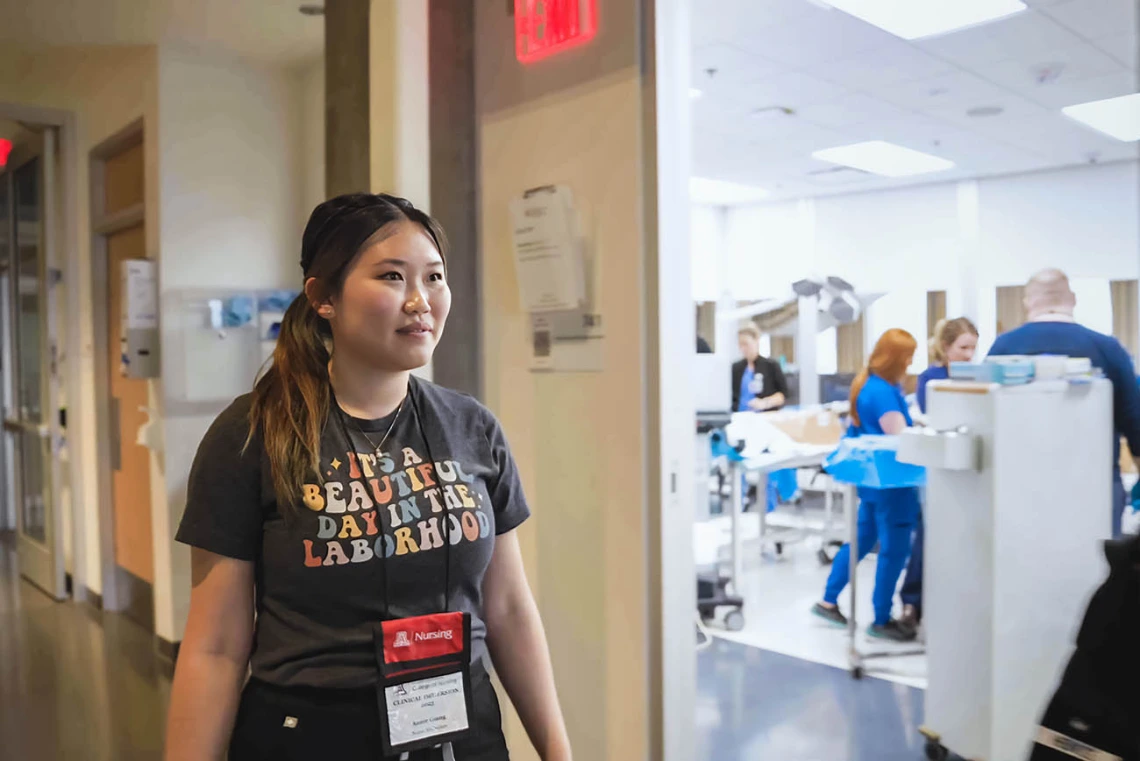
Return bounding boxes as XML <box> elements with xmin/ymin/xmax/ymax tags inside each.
<box><xmin>404</xmin><ymin>287</ymin><xmax>430</xmax><ymax>314</ymax></box>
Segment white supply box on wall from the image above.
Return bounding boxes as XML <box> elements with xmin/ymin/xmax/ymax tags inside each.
<box><xmin>120</xmin><ymin>259</ymin><xmax>160</xmax><ymax>379</ymax></box>
<box><xmin>509</xmin><ymin>184</ymin><xmax>604</xmax><ymax>372</ymax></box>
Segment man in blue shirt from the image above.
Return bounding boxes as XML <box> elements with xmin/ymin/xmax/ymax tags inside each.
<box><xmin>988</xmin><ymin>269</ymin><xmax>1140</xmax><ymax>537</ymax></box>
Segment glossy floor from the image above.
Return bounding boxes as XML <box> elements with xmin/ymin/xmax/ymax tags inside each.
<box><xmin>697</xmin><ymin>638</ymin><xmax>927</xmax><ymax>761</ymax></box>
<box><xmin>697</xmin><ymin>503</ymin><xmax>928</xmax><ymax>687</ymax></box>
<box><xmin>0</xmin><ymin>534</ymin><xmax>171</xmax><ymax>761</ymax></box>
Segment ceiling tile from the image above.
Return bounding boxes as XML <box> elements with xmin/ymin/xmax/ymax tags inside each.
<box><xmin>841</xmin><ymin>112</ymin><xmax>975</xmax><ymax>147</ymax></box>
<box><xmin>1024</xmin><ymin>70</ymin><xmax>1139</xmax><ymax>109</ymax></box>
<box><xmin>693</xmin><ymin>96</ymin><xmax>805</xmax><ymax>140</ymax></box>
<box><xmin>923</xmin><ymin>94</ymin><xmax>1057</xmax><ymax>132</ymax></box>
<box><xmin>967</xmin><ymin>43</ymin><xmax>1126</xmax><ymax>96</ymax></box>
<box><xmin>689</xmin><ymin>0</ymin><xmax>819</xmax><ymax>48</ymax></box>
<box><xmin>797</xmin><ymin>93</ymin><xmax>919</xmax><ymax>129</ymax></box>
<box><xmin>1094</xmin><ymin>32</ymin><xmax>1139</xmax><ymax>70</ymax></box>
<box><xmin>967</xmin><ymin>112</ymin><xmax>1128</xmax><ymax>160</ymax></box>
<box><xmin>915</xmin><ymin>11</ymin><xmax>1088</xmax><ymax>66</ymax></box>
<box><xmin>1040</xmin><ymin>0</ymin><xmax>1138</xmax><ymax>41</ymax></box>
<box><xmin>737</xmin><ymin>9</ymin><xmax>899</xmax><ymax>68</ymax></box>
<box><xmin>804</xmin><ymin>40</ymin><xmax>957</xmax><ymax>90</ymax></box>
<box><xmin>691</xmin><ymin>43</ymin><xmax>787</xmax><ymax>98</ymax></box>
<box><xmin>868</xmin><ymin>70</ymin><xmax>1020</xmax><ymax>111</ymax></box>
<box><xmin>737</xmin><ymin>71</ymin><xmax>853</xmax><ymax>110</ymax></box>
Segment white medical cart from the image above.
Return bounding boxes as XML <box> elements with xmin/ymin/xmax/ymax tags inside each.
<box><xmin>899</xmin><ymin>378</ymin><xmax>1112</xmax><ymax>761</ymax></box>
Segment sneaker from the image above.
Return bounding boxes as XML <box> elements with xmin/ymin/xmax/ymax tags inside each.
<box><xmin>867</xmin><ymin>620</ymin><xmax>917</xmax><ymax>642</ymax></box>
<box><xmin>900</xmin><ymin>604</ymin><xmax>921</xmax><ymax>632</ymax></box>
<box><xmin>811</xmin><ymin>602</ymin><xmax>848</xmax><ymax>627</ymax></box>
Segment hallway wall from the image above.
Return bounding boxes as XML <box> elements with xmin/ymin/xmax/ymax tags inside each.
<box><xmin>156</xmin><ymin>44</ymin><xmax>309</xmax><ymax>643</ymax></box>
<box><xmin>0</xmin><ymin>44</ymin><xmax>160</xmax><ymax>599</ymax></box>
<box><xmin>475</xmin><ymin>2</ymin><xmax>651</xmax><ymax>758</ymax></box>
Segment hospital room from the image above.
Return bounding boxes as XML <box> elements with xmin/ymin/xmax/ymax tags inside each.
<box><xmin>685</xmin><ymin>1</ymin><xmax>1140</xmax><ymax>759</ymax></box>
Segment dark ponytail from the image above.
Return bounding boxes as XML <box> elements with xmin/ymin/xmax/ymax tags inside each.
<box><xmin>248</xmin><ymin>193</ymin><xmax>447</xmax><ymax>513</ymax></box>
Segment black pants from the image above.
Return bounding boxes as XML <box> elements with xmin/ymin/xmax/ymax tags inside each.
<box><xmin>229</xmin><ymin>664</ymin><xmax>510</xmax><ymax>760</ymax></box>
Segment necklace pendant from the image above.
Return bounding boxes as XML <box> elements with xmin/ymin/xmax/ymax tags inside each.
<box><xmin>375</xmin><ymin>445</ymin><xmax>385</xmax><ymax>459</ymax></box>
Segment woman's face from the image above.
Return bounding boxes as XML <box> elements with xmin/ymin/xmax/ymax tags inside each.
<box><xmin>324</xmin><ymin>221</ymin><xmax>451</xmax><ymax>373</ymax></box>
<box><xmin>738</xmin><ymin>334</ymin><xmax>759</xmax><ymax>361</ymax></box>
<box><xmin>946</xmin><ymin>332</ymin><xmax>977</xmax><ymax>364</ymax></box>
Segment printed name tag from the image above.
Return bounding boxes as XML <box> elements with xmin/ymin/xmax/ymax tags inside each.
<box><xmin>375</xmin><ymin>612</ymin><xmax>475</xmax><ymax>755</ymax></box>
<box><xmin>385</xmin><ymin>671</ymin><xmax>470</xmax><ymax>747</ymax></box>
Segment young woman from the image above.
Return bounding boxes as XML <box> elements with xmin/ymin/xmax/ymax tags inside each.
<box><xmin>731</xmin><ymin>323</ymin><xmax>789</xmax><ymax>412</ymax></box>
<box><xmin>915</xmin><ymin>317</ymin><xmax>978</xmax><ymax>415</ymax></box>
<box><xmin>900</xmin><ymin>317</ymin><xmax>978</xmax><ymax>629</ymax></box>
<box><xmin>812</xmin><ymin>328</ymin><xmax>920</xmax><ymax>642</ymax></box>
<box><xmin>165</xmin><ymin>194</ymin><xmax>572</xmax><ymax>761</ymax></box>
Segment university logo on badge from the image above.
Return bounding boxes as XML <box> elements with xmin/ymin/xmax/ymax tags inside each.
<box><xmin>394</xmin><ymin>631</ymin><xmax>412</xmax><ymax>648</ymax></box>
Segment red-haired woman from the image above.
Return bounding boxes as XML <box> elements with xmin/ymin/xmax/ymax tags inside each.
<box><xmin>812</xmin><ymin>328</ymin><xmax>920</xmax><ymax>642</ymax></box>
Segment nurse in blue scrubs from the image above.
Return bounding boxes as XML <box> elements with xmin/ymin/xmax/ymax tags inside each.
<box><xmin>901</xmin><ymin>317</ymin><xmax>978</xmax><ymax>630</ymax></box>
<box><xmin>812</xmin><ymin>328</ymin><xmax>920</xmax><ymax>642</ymax></box>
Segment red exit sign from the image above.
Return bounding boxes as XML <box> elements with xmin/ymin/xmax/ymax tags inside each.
<box><xmin>515</xmin><ymin>0</ymin><xmax>598</xmax><ymax>63</ymax></box>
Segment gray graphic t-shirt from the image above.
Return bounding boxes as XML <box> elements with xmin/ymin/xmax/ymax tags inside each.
<box><xmin>175</xmin><ymin>377</ymin><xmax>530</xmax><ymax>689</ymax></box>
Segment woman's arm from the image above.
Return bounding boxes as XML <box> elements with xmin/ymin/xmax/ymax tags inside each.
<box><xmin>878</xmin><ymin>411</ymin><xmax>909</xmax><ymax>435</ymax></box>
<box><xmin>749</xmin><ymin>391</ymin><xmax>786</xmax><ymax>411</ymax></box>
<box><xmin>483</xmin><ymin>530</ymin><xmax>571</xmax><ymax>761</ymax></box>
<box><xmin>165</xmin><ymin>549</ymin><xmax>255</xmax><ymax>761</ymax></box>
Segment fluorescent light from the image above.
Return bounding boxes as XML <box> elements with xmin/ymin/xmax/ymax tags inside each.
<box><xmin>819</xmin><ymin>0</ymin><xmax>1027</xmax><ymax>40</ymax></box>
<box><xmin>690</xmin><ymin>177</ymin><xmax>770</xmax><ymax>205</ymax></box>
<box><xmin>1062</xmin><ymin>93</ymin><xmax>1140</xmax><ymax>142</ymax></box>
<box><xmin>689</xmin><ymin>88</ymin><xmax>703</xmax><ymax>99</ymax></box>
<box><xmin>812</xmin><ymin>140</ymin><xmax>955</xmax><ymax>177</ymax></box>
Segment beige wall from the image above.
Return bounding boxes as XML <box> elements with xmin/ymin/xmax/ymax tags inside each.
<box><xmin>296</xmin><ymin>57</ymin><xmax>326</xmax><ymax>228</ymax></box>
<box><xmin>156</xmin><ymin>44</ymin><xmax>311</xmax><ymax>642</ymax></box>
<box><xmin>479</xmin><ymin>70</ymin><xmax>650</xmax><ymax>761</ymax></box>
<box><xmin>0</xmin><ymin>43</ymin><xmax>315</xmax><ymax>643</ymax></box>
<box><xmin>0</xmin><ymin>45</ymin><xmax>160</xmax><ymax>598</ymax></box>
<box><xmin>370</xmin><ymin>0</ymin><xmax>429</xmax><ymax>205</ymax></box>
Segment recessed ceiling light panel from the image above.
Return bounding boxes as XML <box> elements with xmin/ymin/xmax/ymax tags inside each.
<box><xmin>812</xmin><ymin>141</ymin><xmax>955</xmax><ymax>177</ymax></box>
<box><xmin>1062</xmin><ymin>93</ymin><xmax>1140</xmax><ymax>142</ymax></box>
<box><xmin>819</xmin><ymin>0</ymin><xmax>1027</xmax><ymax>40</ymax></box>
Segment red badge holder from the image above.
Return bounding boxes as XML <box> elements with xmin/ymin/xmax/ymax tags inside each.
<box><xmin>374</xmin><ymin>611</ymin><xmax>475</xmax><ymax>756</ymax></box>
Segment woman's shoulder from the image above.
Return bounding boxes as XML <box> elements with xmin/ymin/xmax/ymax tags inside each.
<box><xmin>413</xmin><ymin>378</ymin><xmax>496</xmax><ymax>427</ymax></box>
<box><xmin>917</xmin><ymin>365</ymin><xmax>947</xmax><ymax>382</ymax></box>
<box><xmin>200</xmin><ymin>393</ymin><xmax>257</xmax><ymax>452</ymax></box>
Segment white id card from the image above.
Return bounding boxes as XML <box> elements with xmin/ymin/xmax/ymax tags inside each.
<box><xmin>384</xmin><ymin>671</ymin><xmax>470</xmax><ymax>747</ymax></box>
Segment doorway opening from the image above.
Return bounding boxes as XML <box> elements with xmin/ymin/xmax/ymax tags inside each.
<box><xmin>90</xmin><ymin>122</ymin><xmax>154</xmax><ymax>630</ymax></box>
<box><xmin>0</xmin><ymin>116</ymin><xmax>66</xmax><ymax>600</ymax></box>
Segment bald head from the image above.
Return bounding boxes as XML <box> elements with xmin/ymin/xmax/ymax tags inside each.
<box><xmin>1024</xmin><ymin>268</ymin><xmax>1076</xmax><ymax>320</ymax></box>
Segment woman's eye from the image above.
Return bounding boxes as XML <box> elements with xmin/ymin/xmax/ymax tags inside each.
<box><xmin>378</xmin><ymin>272</ymin><xmax>403</xmax><ymax>281</ymax></box>
<box><xmin>429</xmin><ymin>272</ymin><xmax>446</xmax><ymax>283</ymax></box>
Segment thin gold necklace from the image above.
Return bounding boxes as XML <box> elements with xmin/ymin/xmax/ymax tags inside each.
<box><xmin>349</xmin><ymin>396</ymin><xmax>405</xmax><ymax>457</ymax></box>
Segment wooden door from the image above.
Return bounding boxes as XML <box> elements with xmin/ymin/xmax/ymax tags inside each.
<box><xmin>107</xmin><ymin>224</ymin><xmax>153</xmax><ymax>586</ymax></box>
<box><xmin>101</xmin><ymin>138</ymin><xmax>153</xmax><ymax>608</ymax></box>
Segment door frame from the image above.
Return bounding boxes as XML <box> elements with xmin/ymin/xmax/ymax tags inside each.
<box><xmin>641</xmin><ymin>0</ymin><xmax>696</xmax><ymax>759</ymax></box>
<box><xmin>0</xmin><ymin>102</ymin><xmax>80</xmax><ymax>602</ymax></box>
<box><xmin>89</xmin><ymin>119</ymin><xmax>146</xmax><ymax>615</ymax></box>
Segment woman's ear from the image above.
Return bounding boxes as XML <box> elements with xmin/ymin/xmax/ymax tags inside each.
<box><xmin>304</xmin><ymin>277</ymin><xmax>334</xmax><ymax>319</ymax></box>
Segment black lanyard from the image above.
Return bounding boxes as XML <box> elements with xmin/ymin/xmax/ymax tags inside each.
<box><xmin>330</xmin><ymin>378</ymin><xmax>451</xmax><ymax>618</ymax></box>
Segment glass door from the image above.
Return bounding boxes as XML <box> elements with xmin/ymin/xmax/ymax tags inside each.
<box><xmin>2</xmin><ymin>127</ymin><xmax>64</xmax><ymax>599</ymax></box>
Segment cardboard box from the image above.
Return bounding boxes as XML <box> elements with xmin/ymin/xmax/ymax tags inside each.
<box><xmin>763</xmin><ymin>408</ymin><xmax>845</xmax><ymax>446</ymax></box>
